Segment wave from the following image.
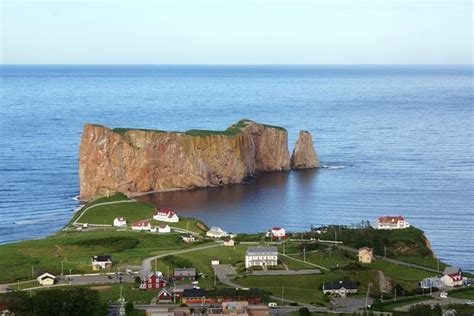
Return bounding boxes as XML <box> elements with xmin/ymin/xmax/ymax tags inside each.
<box><xmin>321</xmin><ymin>164</ymin><xmax>346</xmax><ymax>170</ymax></box>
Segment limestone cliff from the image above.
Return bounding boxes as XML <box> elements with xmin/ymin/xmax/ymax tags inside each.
<box><xmin>290</xmin><ymin>131</ymin><xmax>320</xmax><ymax>169</ymax></box>
<box><xmin>79</xmin><ymin>120</ymin><xmax>291</xmax><ymax>200</ymax></box>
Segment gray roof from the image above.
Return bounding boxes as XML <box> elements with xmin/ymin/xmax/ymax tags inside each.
<box><xmin>174</xmin><ymin>268</ymin><xmax>196</xmax><ymax>277</ymax></box>
<box><xmin>443</xmin><ymin>266</ymin><xmax>461</xmax><ymax>275</ymax></box>
<box><xmin>323</xmin><ymin>280</ymin><xmax>358</xmax><ymax>291</ymax></box>
<box><xmin>246</xmin><ymin>247</ymin><xmax>278</xmax><ymax>255</ymax></box>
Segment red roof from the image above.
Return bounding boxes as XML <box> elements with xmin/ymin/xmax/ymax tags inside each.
<box><xmin>159</xmin><ymin>223</ymin><xmax>168</xmax><ymax>229</ymax></box>
<box><xmin>378</xmin><ymin>216</ymin><xmax>405</xmax><ymax>223</ymax></box>
<box><xmin>132</xmin><ymin>221</ymin><xmax>150</xmax><ymax>227</ymax></box>
<box><xmin>448</xmin><ymin>273</ymin><xmax>462</xmax><ymax>281</ymax></box>
<box><xmin>154</xmin><ymin>208</ymin><xmax>176</xmax><ymax>218</ymax></box>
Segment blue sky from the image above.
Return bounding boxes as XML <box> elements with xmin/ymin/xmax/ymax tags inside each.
<box><xmin>1</xmin><ymin>0</ymin><xmax>472</xmax><ymax>64</ymax></box>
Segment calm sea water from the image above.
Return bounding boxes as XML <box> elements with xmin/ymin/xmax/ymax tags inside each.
<box><xmin>0</xmin><ymin>65</ymin><xmax>472</xmax><ymax>271</ymax></box>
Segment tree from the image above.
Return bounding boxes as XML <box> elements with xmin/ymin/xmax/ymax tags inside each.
<box><xmin>298</xmin><ymin>307</ymin><xmax>310</xmax><ymax>316</ymax></box>
<box><xmin>125</xmin><ymin>301</ymin><xmax>135</xmax><ymax>316</ymax></box>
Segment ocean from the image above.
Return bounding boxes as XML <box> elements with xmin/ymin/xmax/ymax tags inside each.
<box><xmin>0</xmin><ymin>65</ymin><xmax>472</xmax><ymax>271</ymax></box>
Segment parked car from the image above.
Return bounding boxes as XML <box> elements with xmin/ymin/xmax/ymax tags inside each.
<box><xmin>440</xmin><ymin>291</ymin><xmax>448</xmax><ymax>299</ymax></box>
<box><xmin>268</xmin><ymin>302</ymin><xmax>278</xmax><ymax>308</ymax></box>
<box><xmin>464</xmin><ymin>300</ymin><xmax>474</xmax><ymax>306</ymax></box>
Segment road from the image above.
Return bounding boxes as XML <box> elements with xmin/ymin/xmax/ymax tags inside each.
<box><xmin>140</xmin><ymin>242</ymin><xmax>221</xmax><ymax>278</ymax></box>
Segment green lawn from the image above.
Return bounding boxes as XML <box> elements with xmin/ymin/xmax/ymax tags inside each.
<box><xmin>370</xmin><ymin>295</ymin><xmax>433</xmax><ymax>312</ymax></box>
<box><xmin>369</xmin><ymin>261</ymin><xmax>433</xmax><ymax>290</ymax></box>
<box><xmin>0</xmin><ymin>230</ymin><xmax>195</xmax><ymax>284</ymax></box>
<box><xmin>74</xmin><ymin>194</ymin><xmax>207</xmax><ymax>234</ymax></box>
<box><xmin>449</xmin><ymin>287</ymin><xmax>474</xmax><ymax>300</ymax></box>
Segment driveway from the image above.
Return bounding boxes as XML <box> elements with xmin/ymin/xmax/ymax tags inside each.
<box><xmin>332</xmin><ymin>297</ymin><xmax>373</xmax><ymax>312</ymax></box>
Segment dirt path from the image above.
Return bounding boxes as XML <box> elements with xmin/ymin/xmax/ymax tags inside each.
<box><xmin>377</xmin><ymin>270</ymin><xmax>391</xmax><ymax>293</ymax></box>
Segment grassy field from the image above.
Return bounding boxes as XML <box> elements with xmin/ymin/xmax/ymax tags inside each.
<box><xmin>74</xmin><ymin>193</ymin><xmax>207</xmax><ymax>234</ymax></box>
<box><xmin>370</xmin><ymin>295</ymin><xmax>433</xmax><ymax>312</ymax></box>
<box><xmin>0</xmin><ymin>230</ymin><xmax>197</xmax><ymax>284</ymax></box>
<box><xmin>369</xmin><ymin>260</ymin><xmax>433</xmax><ymax>290</ymax></box>
<box><xmin>448</xmin><ymin>287</ymin><xmax>474</xmax><ymax>300</ymax></box>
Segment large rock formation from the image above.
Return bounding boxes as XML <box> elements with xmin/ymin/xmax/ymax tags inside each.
<box><xmin>290</xmin><ymin>131</ymin><xmax>320</xmax><ymax>169</ymax></box>
<box><xmin>79</xmin><ymin>120</ymin><xmax>291</xmax><ymax>200</ymax></box>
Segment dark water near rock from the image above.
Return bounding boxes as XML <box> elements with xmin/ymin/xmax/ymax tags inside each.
<box><xmin>0</xmin><ymin>65</ymin><xmax>472</xmax><ymax>271</ymax></box>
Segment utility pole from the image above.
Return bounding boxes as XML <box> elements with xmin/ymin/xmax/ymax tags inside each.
<box><xmin>281</xmin><ymin>286</ymin><xmax>285</xmax><ymax>303</ymax></box>
<box><xmin>214</xmin><ymin>270</ymin><xmax>216</xmax><ymax>287</ymax></box>
<box><xmin>365</xmin><ymin>283</ymin><xmax>371</xmax><ymax>311</ymax></box>
<box><xmin>303</xmin><ymin>246</ymin><xmax>306</xmax><ymax>262</ymax></box>
<box><xmin>437</xmin><ymin>259</ymin><xmax>440</xmax><ymax>273</ymax></box>
<box><xmin>61</xmin><ymin>260</ymin><xmax>64</xmax><ymax>275</ymax></box>
<box><xmin>384</xmin><ymin>245</ymin><xmax>386</xmax><ymax>258</ymax></box>
<box><xmin>31</xmin><ymin>266</ymin><xmax>34</xmax><ymax>279</ymax></box>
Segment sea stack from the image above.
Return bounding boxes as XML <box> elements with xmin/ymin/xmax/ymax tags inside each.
<box><xmin>79</xmin><ymin>120</ymin><xmax>291</xmax><ymax>200</ymax></box>
<box><xmin>290</xmin><ymin>131</ymin><xmax>320</xmax><ymax>169</ymax></box>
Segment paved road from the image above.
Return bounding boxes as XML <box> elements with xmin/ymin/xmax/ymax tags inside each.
<box><xmin>140</xmin><ymin>242</ymin><xmax>221</xmax><ymax>278</ymax></box>
<box><xmin>394</xmin><ymin>297</ymin><xmax>468</xmax><ymax>312</ymax></box>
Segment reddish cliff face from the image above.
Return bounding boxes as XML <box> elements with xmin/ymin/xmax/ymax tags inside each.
<box><xmin>290</xmin><ymin>131</ymin><xmax>320</xmax><ymax>169</ymax></box>
<box><xmin>79</xmin><ymin>120</ymin><xmax>291</xmax><ymax>200</ymax></box>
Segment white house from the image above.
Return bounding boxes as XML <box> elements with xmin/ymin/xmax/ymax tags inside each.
<box><xmin>37</xmin><ymin>272</ymin><xmax>56</xmax><ymax>286</ymax></box>
<box><xmin>153</xmin><ymin>208</ymin><xmax>179</xmax><ymax>223</ymax></box>
<box><xmin>182</xmin><ymin>235</ymin><xmax>196</xmax><ymax>243</ymax></box>
<box><xmin>441</xmin><ymin>273</ymin><xmax>463</xmax><ymax>287</ymax></box>
<box><xmin>158</xmin><ymin>224</ymin><xmax>171</xmax><ymax>233</ymax></box>
<box><xmin>113</xmin><ymin>217</ymin><xmax>127</xmax><ymax>227</ymax></box>
<box><xmin>267</xmin><ymin>227</ymin><xmax>286</xmax><ymax>239</ymax></box>
<box><xmin>211</xmin><ymin>259</ymin><xmax>220</xmax><ymax>266</ymax></box>
<box><xmin>322</xmin><ymin>280</ymin><xmax>358</xmax><ymax>297</ymax></box>
<box><xmin>91</xmin><ymin>255</ymin><xmax>112</xmax><ymax>271</ymax></box>
<box><xmin>132</xmin><ymin>221</ymin><xmax>151</xmax><ymax>231</ymax></box>
<box><xmin>245</xmin><ymin>247</ymin><xmax>278</xmax><ymax>269</ymax></box>
<box><xmin>206</xmin><ymin>226</ymin><xmax>228</xmax><ymax>238</ymax></box>
<box><xmin>376</xmin><ymin>216</ymin><xmax>410</xmax><ymax>230</ymax></box>
<box><xmin>223</xmin><ymin>238</ymin><xmax>235</xmax><ymax>247</ymax></box>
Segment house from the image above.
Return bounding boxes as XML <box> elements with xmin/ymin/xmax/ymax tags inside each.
<box><xmin>358</xmin><ymin>247</ymin><xmax>374</xmax><ymax>264</ymax></box>
<box><xmin>266</xmin><ymin>227</ymin><xmax>286</xmax><ymax>240</ymax></box>
<box><xmin>420</xmin><ymin>277</ymin><xmax>444</xmax><ymax>289</ymax></box>
<box><xmin>245</xmin><ymin>247</ymin><xmax>278</xmax><ymax>269</ymax></box>
<box><xmin>207</xmin><ymin>226</ymin><xmax>228</xmax><ymax>238</ymax></box>
<box><xmin>322</xmin><ymin>280</ymin><xmax>358</xmax><ymax>297</ymax></box>
<box><xmin>173</xmin><ymin>268</ymin><xmax>196</xmax><ymax>281</ymax></box>
<box><xmin>211</xmin><ymin>259</ymin><xmax>220</xmax><ymax>266</ymax></box>
<box><xmin>158</xmin><ymin>224</ymin><xmax>171</xmax><ymax>233</ymax></box>
<box><xmin>153</xmin><ymin>208</ymin><xmax>179</xmax><ymax>223</ymax></box>
<box><xmin>223</xmin><ymin>237</ymin><xmax>235</xmax><ymax>247</ymax></box>
<box><xmin>181</xmin><ymin>289</ymin><xmax>213</xmax><ymax>305</ymax></box>
<box><xmin>182</xmin><ymin>235</ymin><xmax>196</xmax><ymax>243</ymax></box>
<box><xmin>140</xmin><ymin>271</ymin><xmax>167</xmax><ymax>290</ymax></box>
<box><xmin>113</xmin><ymin>217</ymin><xmax>127</xmax><ymax>227</ymax></box>
<box><xmin>376</xmin><ymin>216</ymin><xmax>410</xmax><ymax>230</ymax></box>
<box><xmin>132</xmin><ymin>220</ymin><xmax>151</xmax><ymax>231</ymax></box>
<box><xmin>91</xmin><ymin>255</ymin><xmax>112</xmax><ymax>271</ymax></box>
<box><xmin>157</xmin><ymin>288</ymin><xmax>174</xmax><ymax>303</ymax></box>
<box><xmin>440</xmin><ymin>273</ymin><xmax>463</xmax><ymax>287</ymax></box>
<box><xmin>443</xmin><ymin>266</ymin><xmax>461</xmax><ymax>276</ymax></box>
<box><xmin>36</xmin><ymin>272</ymin><xmax>56</xmax><ymax>286</ymax></box>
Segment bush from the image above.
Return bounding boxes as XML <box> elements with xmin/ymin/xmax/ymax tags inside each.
<box><xmin>298</xmin><ymin>307</ymin><xmax>310</xmax><ymax>316</ymax></box>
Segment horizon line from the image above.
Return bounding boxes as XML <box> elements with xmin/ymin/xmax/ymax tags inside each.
<box><xmin>1</xmin><ymin>63</ymin><xmax>472</xmax><ymax>67</ymax></box>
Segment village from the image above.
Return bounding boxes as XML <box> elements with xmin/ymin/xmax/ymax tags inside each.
<box><xmin>0</xmin><ymin>195</ymin><xmax>472</xmax><ymax>316</ymax></box>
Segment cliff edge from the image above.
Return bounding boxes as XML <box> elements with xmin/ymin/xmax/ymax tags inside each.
<box><xmin>79</xmin><ymin>120</ymin><xmax>292</xmax><ymax>200</ymax></box>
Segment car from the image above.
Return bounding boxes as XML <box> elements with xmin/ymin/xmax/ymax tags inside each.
<box><xmin>440</xmin><ymin>291</ymin><xmax>448</xmax><ymax>299</ymax></box>
<box><xmin>268</xmin><ymin>302</ymin><xmax>278</xmax><ymax>308</ymax></box>
<box><xmin>464</xmin><ymin>300</ymin><xmax>474</xmax><ymax>306</ymax></box>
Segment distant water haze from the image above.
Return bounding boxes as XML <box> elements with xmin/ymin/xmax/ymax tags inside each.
<box><xmin>0</xmin><ymin>65</ymin><xmax>472</xmax><ymax>272</ymax></box>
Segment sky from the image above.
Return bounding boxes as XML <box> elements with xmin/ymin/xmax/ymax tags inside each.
<box><xmin>0</xmin><ymin>0</ymin><xmax>472</xmax><ymax>64</ymax></box>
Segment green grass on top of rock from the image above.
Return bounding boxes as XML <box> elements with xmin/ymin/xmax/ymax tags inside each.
<box><xmin>319</xmin><ymin>226</ymin><xmax>434</xmax><ymax>258</ymax></box>
<box><xmin>99</xmin><ymin>119</ymin><xmax>286</xmax><ymax>137</ymax></box>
